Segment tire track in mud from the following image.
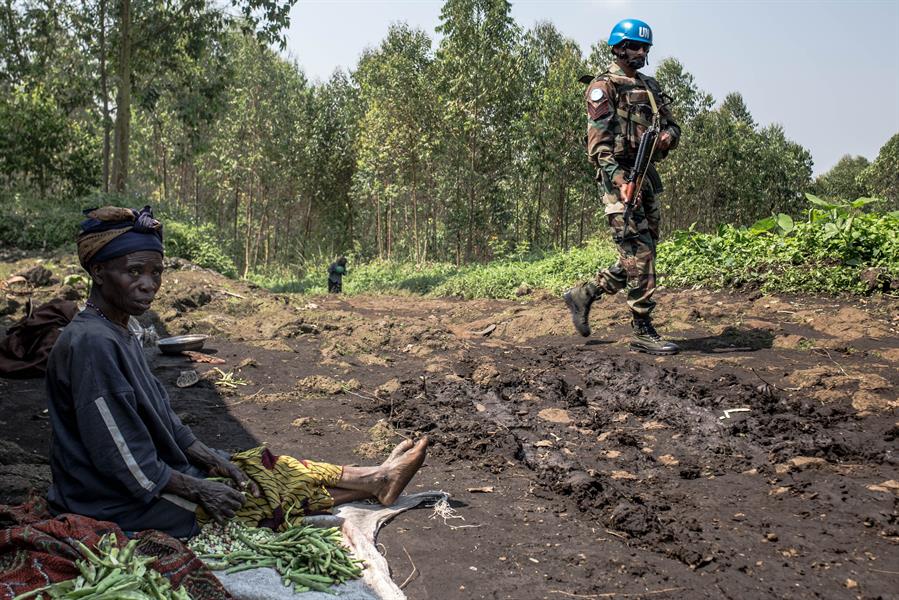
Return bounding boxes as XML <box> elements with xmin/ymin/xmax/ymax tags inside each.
<box><xmin>377</xmin><ymin>346</ymin><xmax>896</xmax><ymax>569</ymax></box>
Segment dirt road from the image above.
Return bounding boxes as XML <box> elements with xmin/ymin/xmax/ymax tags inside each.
<box><xmin>2</xmin><ymin>258</ymin><xmax>897</xmax><ymax>599</ymax></box>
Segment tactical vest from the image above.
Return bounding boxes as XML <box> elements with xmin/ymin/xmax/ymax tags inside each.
<box><xmin>596</xmin><ymin>72</ymin><xmax>668</xmax><ymax>162</ymax></box>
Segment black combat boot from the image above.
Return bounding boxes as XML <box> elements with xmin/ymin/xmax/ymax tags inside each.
<box><xmin>564</xmin><ymin>282</ymin><xmax>601</xmax><ymax>337</ymax></box>
<box><xmin>630</xmin><ymin>316</ymin><xmax>680</xmax><ymax>355</ymax></box>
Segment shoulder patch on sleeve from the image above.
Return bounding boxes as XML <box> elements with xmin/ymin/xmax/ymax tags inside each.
<box><xmin>590</xmin><ymin>88</ymin><xmax>604</xmax><ymax>102</ymax></box>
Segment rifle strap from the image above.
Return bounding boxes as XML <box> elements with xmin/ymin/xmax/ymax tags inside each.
<box><xmin>636</xmin><ymin>73</ymin><xmax>661</xmax><ymax>118</ymax></box>
<box><xmin>646</xmin><ymin>81</ymin><xmax>660</xmax><ymax>117</ymax></box>
<box><xmin>631</xmin><ymin>77</ymin><xmax>662</xmax><ymax>203</ymax></box>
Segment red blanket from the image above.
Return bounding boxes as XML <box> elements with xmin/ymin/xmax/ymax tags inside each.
<box><xmin>0</xmin><ymin>496</ymin><xmax>232</xmax><ymax>600</ymax></box>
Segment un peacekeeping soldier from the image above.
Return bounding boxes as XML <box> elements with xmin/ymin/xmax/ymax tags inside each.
<box><xmin>564</xmin><ymin>19</ymin><xmax>680</xmax><ymax>355</ymax></box>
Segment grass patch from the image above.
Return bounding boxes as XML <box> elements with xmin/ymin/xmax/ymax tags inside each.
<box><xmin>251</xmin><ymin>240</ymin><xmax>617</xmax><ymax>300</ymax></box>
<box><xmin>253</xmin><ymin>197</ymin><xmax>899</xmax><ymax>300</ymax></box>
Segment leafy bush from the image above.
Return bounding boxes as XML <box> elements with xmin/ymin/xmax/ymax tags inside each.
<box><xmin>432</xmin><ymin>240</ymin><xmax>617</xmax><ymax>299</ymax></box>
<box><xmin>0</xmin><ymin>84</ymin><xmax>100</xmax><ymax>196</ymax></box>
<box><xmin>658</xmin><ymin>194</ymin><xmax>899</xmax><ymax>294</ymax></box>
<box><xmin>0</xmin><ymin>190</ymin><xmax>80</xmax><ymax>250</ymax></box>
<box><xmin>165</xmin><ymin>221</ymin><xmax>237</xmax><ymax>277</ymax></box>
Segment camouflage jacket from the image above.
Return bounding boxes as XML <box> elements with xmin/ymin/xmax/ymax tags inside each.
<box><xmin>585</xmin><ymin>62</ymin><xmax>681</xmax><ymax>186</ymax></box>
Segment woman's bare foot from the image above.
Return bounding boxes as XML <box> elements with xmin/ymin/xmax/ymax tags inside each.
<box><xmin>377</xmin><ymin>437</ymin><xmax>428</xmax><ymax>505</ymax></box>
<box><xmin>387</xmin><ymin>438</ymin><xmax>414</xmax><ymax>461</ymax></box>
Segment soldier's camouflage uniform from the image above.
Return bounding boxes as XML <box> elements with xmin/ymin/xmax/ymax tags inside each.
<box><xmin>585</xmin><ymin>62</ymin><xmax>680</xmax><ymax>317</ymax></box>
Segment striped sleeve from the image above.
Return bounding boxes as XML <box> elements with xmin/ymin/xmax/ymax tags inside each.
<box><xmin>75</xmin><ymin>390</ymin><xmax>172</xmax><ymax>503</ymax></box>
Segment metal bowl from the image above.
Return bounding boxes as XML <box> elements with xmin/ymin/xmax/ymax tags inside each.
<box><xmin>157</xmin><ymin>334</ymin><xmax>209</xmax><ymax>355</ymax></box>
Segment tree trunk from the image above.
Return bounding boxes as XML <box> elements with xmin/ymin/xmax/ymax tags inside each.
<box><xmin>375</xmin><ymin>191</ymin><xmax>382</xmax><ymax>260</ymax></box>
<box><xmin>98</xmin><ymin>0</ymin><xmax>111</xmax><ymax>192</ymax></box>
<box><xmin>466</xmin><ymin>131</ymin><xmax>476</xmax><ymax>260</ymax></box>
<box><xmin>159</xmin><ymin>124</ymin><xmax>168</xmax><ymax>204</ymax></box>
<box><xmin>579</xmin><ymin>186</ymin><xmax>587</xmax><ymax>244</ymax></box>
<box><xmin>301</xmin><ymin>194</ymin><xmax>314</xmax><ymax>259</ymax></box>
<box><xmin>284</xmin><ymin>200</ymin><xmax>292</xmax><ymax>264</ymax></box>
<box><xmin>411</xmin><ymin>167</ymin><xmax>419</xmax><ymax>262</ymax></box>
<box><xmin>387</xmin><ymin>194</ymin><xmax>393</xmax><ymax>260</ymax></box>
<box><xmin>251</xmin><ymin>200</ymin><xmax>267</xmax><ymax>273</ymax></box>
<box><xmin>533</xmin><ymin>172</ymin><xmax>544</xmax><ymax>246</ymax></box>
<box><xmin>110</xmin><ymin>0</ymin><xmax>132</xmax><ymax>193</ymax></box>
<box><xmin>194</xmin><ymin>165</ymin><xmax>200</xmax><ymax>221</ymax></box>
<box><xmin>243</xmin><ymin>190</ymin><xmax>253</xmax><ymax>278</ymax></box>
<box><xmin>232</xmin><ymin>186</ymin><xmax>239</xmax><ymax>255</ymax></box>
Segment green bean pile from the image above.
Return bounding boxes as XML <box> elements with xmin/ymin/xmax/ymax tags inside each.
<box><xmin>191</xmin><ymin>521</ymin><xmax>364</xmax><ymax>594</ymax></box>
<box><xmin>188</xmin><ymin>520</ymin><xmax>276</xmax><ymax>555</ymax></box>
<box><xmin>14</xmin><ymin>534</ymin><xmax>190</xmax><ymax>600</ymax></box>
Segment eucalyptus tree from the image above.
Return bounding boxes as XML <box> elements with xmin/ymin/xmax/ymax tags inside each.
<box><xmin>659</xmin><ymin>91</ymin><xmax>812</xmax><ymax>232</ymax></box>
<box><xmin>0</xmin><ymin>0</ymin><xmax>101</xmax><ymax>194</ymax></box>
<box><xmin>812</xmin><ymin>155</ymin><xmax>871</xmax><ymax>203</ymax></box>
<box><xmin>434</xmin><ymin>0</ymin><xmax>522</xmax><ymax>261</ymax></box>
<box><xmin>859</xmin><ymin>134</ymin><xmax>899</xmax><ymax>208</ymax></box>
<box><xmin>586</xmin><ymin>40</ymin><xmax>613</xmax><ymax>74</ymax></box>
<box><xmin>652</xmin><ymin>58</ymin><xmax>713</xmax><ymax>125</ymax></box>
<box><xmin>106</xmin><ymin>0</ymin><xmax>298</xmax><ymax>193</ymax></box>
<box><xmin>301</xmin><ymin>71</ymin><xmax>357</xmax><ymax>260</ymax></box>
<box><xmin>353</xmin><ymin>23</ymin><xmax>436</xmax><ymax>261</ymax></box>
<box><xmin>514</xmin><ymin>21</ymin><xmax>593</xmax><ymax>249</ymax></box>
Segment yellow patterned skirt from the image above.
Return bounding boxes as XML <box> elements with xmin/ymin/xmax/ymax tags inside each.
<box><xmin>197</xmin><ymin>447</ymin><xmax>343</xmax><ymax>530</ymax></box>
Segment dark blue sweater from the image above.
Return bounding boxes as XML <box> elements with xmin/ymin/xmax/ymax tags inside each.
<box><xmin>45</xmin><ymin>311</ymin><xmax>203</xmax><ymax>537</ymax></box>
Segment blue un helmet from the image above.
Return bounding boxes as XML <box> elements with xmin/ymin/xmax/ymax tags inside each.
<box><xmin>608</xmin><ymin>19</ymin><xmax>653</xmax><ymax>47</ymax></box>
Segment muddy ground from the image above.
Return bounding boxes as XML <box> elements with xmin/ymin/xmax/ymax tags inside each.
<box><xmin>1</xmin><ymin>253</ymin><xmax>897</xmax><ymax>599</ymax></box>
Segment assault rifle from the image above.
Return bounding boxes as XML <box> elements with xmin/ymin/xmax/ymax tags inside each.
<box><xmin>619</xmin><ymin>89</ymin><xmax>677</xmax><ymax>237</ymax></box>
<box><xmin>620</xmin><ymin>113</ymin><xmax>660</xmax><ymax>237</ymax></box>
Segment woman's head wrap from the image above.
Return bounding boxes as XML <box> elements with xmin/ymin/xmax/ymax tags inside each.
<box><xmin>77</xmin><ymin>205</ymin><xmax>164</xmax><ymax>268</ymax></box>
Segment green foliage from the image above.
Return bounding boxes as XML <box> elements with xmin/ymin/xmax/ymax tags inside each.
<box><xmin>812</xmin><ymin>154</ymin><xmax>870</xmax><ymax>202</ymax></box>
<box><xmin>653</xmin><ymin>58</ymin><xmax>713</xmax><ymax>125</ymax></box>
<box><xmin>858</xmin><ymin>133</ymin><xmax>899</xmax><ymax>209</ymax></box>
<box><xmin>432</xmin><ymin>240</ymin><xmax>616</xmax><ymax>298</ymax></box>
<box><xmin>254</xmin><ymin>198</ymin><xmax>898</xmax><ymax>299</ymax></box>
<box><xmin>253</xmin><ymin>240</ymin><xmax>616</xmax><ymax>299</ymax></box>
<box><xmin>164</xmin><ymin>220</ymin><xmax>237</xmax><ymax>277</ymax></box>
<box><xmin>657</xmin><ymin>96</ymin><xmax>813</xmax><ymax>233</ymax></box>
<box><xmin>0</xmin><ymin>190</ymin><xmax>80</xmax><ymax>250</ymax></box>
<box><xmin>0</xmin><ymin>84</ymin><xmax>100</xmax><ymax>196</ymax></box>
<box><xmin>0</xmin><ymin>0</ymin><xmax>848</xmax><ymax>277</ymax></box>
<box><xmin>658</xmin><ymin>196</ymin><xmax>899</xmax><ymax>294</ymax></box>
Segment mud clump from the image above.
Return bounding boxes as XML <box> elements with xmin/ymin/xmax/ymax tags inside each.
<box><xmin>296</xmin><ymin>375</ymin><xmax>360</xmax><ymax>395</ymax></box>
<box><xmin>17</xmin><ymin>265</ymin><xmax>54</xmax><ymax>287</ymax></box>
<box><xmin>609</xmin><ymin>501</ymin><xmax>654</xmax><ymax>536</ymax></box>
<box><xmin>354</xmin><ymin>420</ymin><xmax>397</xmax><ymax>459</ymax></box>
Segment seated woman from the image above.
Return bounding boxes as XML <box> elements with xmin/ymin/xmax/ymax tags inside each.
<box><xmin>46</xmin><ymin>206</ymin><xmax>427</xmax><ymax>538</ymax></box>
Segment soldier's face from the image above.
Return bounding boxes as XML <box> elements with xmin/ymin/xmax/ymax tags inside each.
<box><xmin>618</xmin><ymin>41</ymin><xmax>649</xmax><ymax>69</ymax></box>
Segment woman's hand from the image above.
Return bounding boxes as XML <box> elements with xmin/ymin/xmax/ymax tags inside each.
<box><xmin>193</xmin><ymin>478</ymin><xmax>246</xmax><ymax>524</ymax></box>
<box><xmin>186</xmin><ymin>440</ymin><xmax>261</xmax><ymax>497</ymax></box>
<box><xmin>208</xmin><ymin>460</ymin><xmax>261</xmax><ymax>498</ymax></box>
<box><xmin>164</xmin><ymin>470</ymin><xmax>249</xmax><ymax>525</ymax></box>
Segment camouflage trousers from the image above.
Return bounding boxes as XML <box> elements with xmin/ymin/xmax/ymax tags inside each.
<box><xmin>594</xmin><ymin>178</ymin><xmax>661</xmax><ymax>317</ymax></box>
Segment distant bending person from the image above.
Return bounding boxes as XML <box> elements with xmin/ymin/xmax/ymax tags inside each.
<box><xmin>45</xmin><ymin>207</ymin><xmax>427</xmax><ymax>537</ymax></box>
<box><xmin>327</xmin><ymin>256</ymin><xmax>348</xmax><ymax>293</ymax></box>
